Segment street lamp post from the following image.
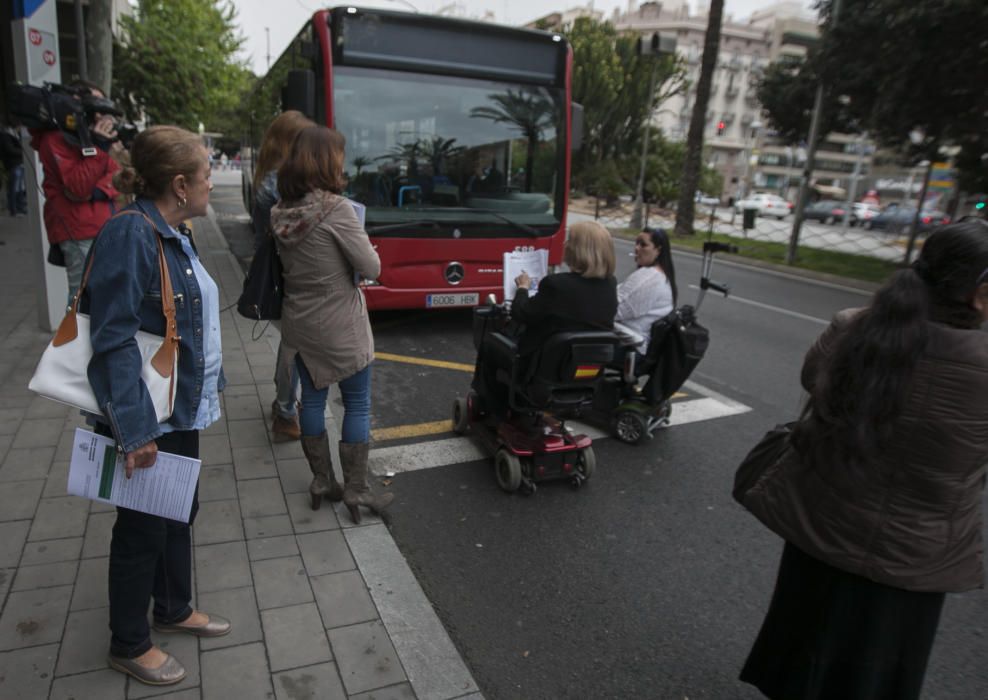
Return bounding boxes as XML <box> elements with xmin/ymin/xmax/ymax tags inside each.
<box><xmin>739</xmin><ymin>120</ymin><xmax>762</xmax><ymax>201</ymax></box>
<box><xmin>630</xmin><ymin>63</ymin><xmax>660</xmax><ymax>231</ymax></box>
<box><xmin>630</xmin><ymin>32</ymin><xmax>677</xmax><ymax>231</ymax></box>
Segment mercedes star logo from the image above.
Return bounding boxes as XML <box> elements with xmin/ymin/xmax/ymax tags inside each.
<box><xmin>445</xmin><ymin>262</ymin><xmax>465</xmax><ymax>286</ymax></box>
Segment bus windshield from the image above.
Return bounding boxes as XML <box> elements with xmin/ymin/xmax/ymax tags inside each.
<box><xmin>334</xmin><ymin>66</ymin><xmax>565</xmax><ymax>232</ymax></box>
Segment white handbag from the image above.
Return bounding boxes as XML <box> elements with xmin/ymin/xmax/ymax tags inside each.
<box><xmin>28</xmin><ymin>212</ymin><xmax>180</xmax><ymax>423</ymax></box>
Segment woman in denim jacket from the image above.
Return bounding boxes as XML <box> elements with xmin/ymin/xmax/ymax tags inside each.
<box><xmin>84</xmin><ymin>126</ymin><xmax>230</xmax><ymax>686</ymax></box>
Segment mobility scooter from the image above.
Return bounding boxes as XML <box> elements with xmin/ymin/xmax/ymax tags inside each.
<box><xmin>580</xmin><ymin>240</ymin><xmax>735</xmax><ymax>444</ymax></box>
<box><xmin>451</xmin><ymin>305</ymin><xmax>624</xmax><ymax>494</ymax></box>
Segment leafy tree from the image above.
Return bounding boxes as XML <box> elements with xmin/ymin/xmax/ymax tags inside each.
<box><xmin>566</xmin><ymin>17</ymin><xmax>685</xmax><ymax>194</ymax></box>
<box><xmin>813</xmin><ymin>0</ymin><xmax>988</xmax><ymax>182</ymax></box>
<box><xmin>641</xmin><ymin>135</ymin><xmax>722</xmax><ymax>207</ymax></box>
<box><xmin>755</xmin><ymin>56</ymin><xmax>852</xmax><ymax>146</ymax></box>
<box><xmin>471</xmin><ymin>89</ymin><xmax>556</xmax><ymax>192</ymax></box>
<box><xmin>674</xmin><ymin>0</ymin><xmax>724</xmax><ymax>236</ymax></box>
<box><xmin>113</xmin><ymin>0</ymin><xmax>253</xmax><ymax>132</ymax></box>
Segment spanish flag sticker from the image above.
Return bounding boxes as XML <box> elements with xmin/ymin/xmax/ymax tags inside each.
<box><xmin>574</xmin><ymin>365</ymin><xmax>601</xmax><ymax>379</ymax></box>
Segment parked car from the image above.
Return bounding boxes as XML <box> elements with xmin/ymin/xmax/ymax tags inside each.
<box><xmin>695</xmin><ymin>191</ymin><xmax>721</xmax><ymax>207</ymax></box>
<box><xmin>852</xmin><ymin>202</ymin><xmax>882</xmax><ymax>226</ymax></box>
<box><xmin>735</xmin><ymin>193</ymin><xmax>792</xmax><ymax>219</ymax></box>
<box><xmin>862</xmin><ymin>203</ymin><xmax>950</xmax><ymax>233</ymax></box>
<box><xmin>803</xmin><ymin>199</ymin><xmax>850</xmax><ymax>225</ymax></box>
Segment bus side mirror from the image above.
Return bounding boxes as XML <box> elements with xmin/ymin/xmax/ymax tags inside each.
<box><xmin>571</xmin><ymin>102</ymin><xmax>584</xmax><ymax>151</ymax></box>
<box><xmin>282</xmin><ymin>69</ymin><xmax>316</xmax><ymax>118</ymax></box>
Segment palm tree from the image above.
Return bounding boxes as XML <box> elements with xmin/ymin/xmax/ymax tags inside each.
<box><xmin>378</xmin><ymin>140</ymin><xmax>422</xmax><ymax>176</ymax></box>
<box><xmin>421</xmin><ymin>136</ymin><xmax>465</xmax><ymax>176</ymax></box>
<box><xmin>674</xmin><ymin>0</ymin><xmax>724</xmax><ymax>237</ymax></box>
<box><xmin>351</xmin><ymin>156</ymin><xmax>372</xmax><ymax>177</ymax></box>
<box><xmin>471</xmin><ymin>89</ymin><xmax>556</xmax><ymax>192</ymax></box>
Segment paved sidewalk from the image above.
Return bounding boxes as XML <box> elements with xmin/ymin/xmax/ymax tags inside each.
<box><xmin>0</xmin><ymin>210</ymin><xmax>481</xmax><ymax>700</ymax></box>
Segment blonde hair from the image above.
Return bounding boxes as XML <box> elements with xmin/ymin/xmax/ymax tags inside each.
<box><xmin>564</xmin><ymin>221</ymin><xmax>615</xmax><ymax>278</ymax></box>
<box><xmin>127</xmin><ymin>126</ymin><xmax>205</xmax><ymax>198</ymax></box>
<box><xmin>253</xmin><ymin>110</ymin><xmax>316</xmax><ymax>190</ymax></box>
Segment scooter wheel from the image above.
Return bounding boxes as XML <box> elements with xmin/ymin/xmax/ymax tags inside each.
<box><xmin>451</xmin><ymin>397</ymin><xmax>470</xmax><ymax>435</ymax></box>
<box><xmin>578</xmin><ymin>447</ymin><xmax>596</xmax><ymax>480</ymax></box>
<box><xmin>494</xmin><ymin>448</ymin><xmax>522</xmax><ymax>492</ymax></box>
<box><xmin>613</xmin><ymin>411</ymin><xmax>648</xmax><ymax>445</ymax></box>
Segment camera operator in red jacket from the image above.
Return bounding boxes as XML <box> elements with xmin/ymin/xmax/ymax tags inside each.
<box><xmin>31</xmin><ymin>80</ymin><xmax>122</xmax><ymax>302</ymax></box>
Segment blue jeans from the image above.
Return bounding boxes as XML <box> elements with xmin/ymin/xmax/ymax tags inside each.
<box><xmin>273</xmin><ymin>341</ymin><xmax>299</xmax><ymax>418</ymax></box>
<box><xmin>6</xmin><ymin>163</ymin><xmax>25</xmax><ymax>214</ymax></box>
<box><xmin>296</xmin><ymin>356</ymin><xmax>372</xmax><ymax>443</ymax></box>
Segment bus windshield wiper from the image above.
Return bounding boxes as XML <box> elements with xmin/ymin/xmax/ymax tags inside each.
<box><xmin>464</xmin><ymin>209</ymin><xmax>543</xmax><ymax>237</ymax></box>
<box><xmin>366</xmin><ymin>220</ymin><xmax>441</xmax><ymax>234</ymax></box>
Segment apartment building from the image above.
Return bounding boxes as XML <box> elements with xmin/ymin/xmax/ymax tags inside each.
<box><xmin>613</xmin><ymin>1</ymin><xmax>873</xmax><ymax>202</ymax></box>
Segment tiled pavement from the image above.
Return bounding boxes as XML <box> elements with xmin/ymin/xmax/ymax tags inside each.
<box><xmin>0</xmin><ymin>209</ymin><xmax>481</xmax><ymax>700</ymax></box>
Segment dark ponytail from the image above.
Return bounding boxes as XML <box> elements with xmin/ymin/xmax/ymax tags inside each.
<box><xmin>798</xmin><ymin>220</ymin><xmax>988</xmax><ymax>466</ymax></box>
<box><xmin>644</xmin><ymin>227</ymin><xmax>678</xmax><ymax>304</ymax></box>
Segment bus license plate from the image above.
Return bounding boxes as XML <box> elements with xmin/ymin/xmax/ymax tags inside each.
<box><xmin>426</xmin><ymin>293</ymin><xmax>478</xmax><ymax>308</ymax></box>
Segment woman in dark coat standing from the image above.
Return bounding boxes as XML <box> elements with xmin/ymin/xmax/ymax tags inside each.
<box><xmin>737</xmin><ymin>220</ymin><xmax>988</xmax><ymax>699</ymax></box>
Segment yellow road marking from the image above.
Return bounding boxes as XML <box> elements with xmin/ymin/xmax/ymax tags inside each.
<box><xmin>372</xmin><ymin>420</ymin><xmax>453</xmax><ymax>441</ymax></box>
<box><xmin>370</xmin><ymin>353</ymin><xmax>690</xmax><ymax>441</ymax></box>
<box><xmin>375</xmin><ymin>352</ymin><xmax>475</xmax><ymax>373</ymax></box>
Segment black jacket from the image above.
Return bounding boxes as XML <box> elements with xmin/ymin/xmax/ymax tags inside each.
<box><xmin>511</xmin><ymin>272</ymin><xmax>617</xmax><ymax>356</ymax></box>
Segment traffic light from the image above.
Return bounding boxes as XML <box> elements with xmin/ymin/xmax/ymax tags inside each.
<box><xmin>717</xmin><ymin>120</ymin><xmax>726</xmax><ymax>136</ymax></box>
<box><xmin>976</xmin><ymin>201</ymin><xmax>986</xmax><ymax>210</ymax></box>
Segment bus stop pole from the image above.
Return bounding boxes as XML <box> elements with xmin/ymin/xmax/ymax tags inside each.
<box><xmin>12</xmin><ymin>0</ymin><xmax>68</xmax><ymax>331</ymax></box>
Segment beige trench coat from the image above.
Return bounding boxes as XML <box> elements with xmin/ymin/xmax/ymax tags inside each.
<box><xmin>271</xmin><ymin>191</ymin><xmax>380</xmax><ymax>389</ymax></box>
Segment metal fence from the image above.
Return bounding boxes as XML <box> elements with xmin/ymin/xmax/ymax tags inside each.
<box><xmin>571</xmin><ymin>194</ymin><xmax>921</xmax><ymax>269</ymax></box>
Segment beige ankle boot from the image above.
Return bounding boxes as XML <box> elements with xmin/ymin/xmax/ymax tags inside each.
<box><xmin>339</xmin><ymin>441</ymin><xmax>393</xmax><ymax>524</ymax></box>
<box><xmin>300</xmin><ymin>433</ymin><xmax>343</xmax><ymax>510</ymax></box>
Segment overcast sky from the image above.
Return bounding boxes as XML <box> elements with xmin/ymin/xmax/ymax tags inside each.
<box><xmin>231</xmin><ymin>0</ymin><xmax>818</xmax><ymax>75</ymax></box>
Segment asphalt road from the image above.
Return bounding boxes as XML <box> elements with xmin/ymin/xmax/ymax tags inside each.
<box><xmin>210</xmin><ymin>179</ymin><xmax>988</xmax><ymax>700</ymax></box>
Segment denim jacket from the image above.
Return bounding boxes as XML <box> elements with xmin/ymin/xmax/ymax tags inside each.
<box><xmin>83</xmin><ymin>198</ymin><xmax>225</xmax><ymax>452</ymax></box>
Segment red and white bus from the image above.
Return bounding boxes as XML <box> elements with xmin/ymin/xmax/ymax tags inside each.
<box><xmin>243</xmin><ymin>7</ymin><xmax>577</xmax><ymax>310</ymax></box>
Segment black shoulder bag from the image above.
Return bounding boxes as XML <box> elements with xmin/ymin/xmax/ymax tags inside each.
<box><xmin>237</xmin><ymin>235</ymin><xmax>284</xmax><ymax>321</ymax></box>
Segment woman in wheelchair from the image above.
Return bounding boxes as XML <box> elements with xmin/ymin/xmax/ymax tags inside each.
<box><xmin>614</xmin><ymin>226</ymin><xmax>678</xmax><ymax>354</ymax></box>
<box><xmin>472</xmin><ymin>221</ymin><xmax>618</xmax><ymax>418</ymax></box>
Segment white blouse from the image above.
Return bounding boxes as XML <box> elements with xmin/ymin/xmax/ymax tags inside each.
<box><xmin>616</xmin><ymin>266</ymin><xmax>674</xmax><ymax>352</ymax></box>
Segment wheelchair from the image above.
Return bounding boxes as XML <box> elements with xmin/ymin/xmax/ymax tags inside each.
<box><xmin>578</xmin><ymin>241</ymin><xmax>735</xmax><ymax>445</ymax></box>
<box><xmin>452</xmin><ymin>304</ymin><xmax>624</xmax><ymax>493</ymax></box>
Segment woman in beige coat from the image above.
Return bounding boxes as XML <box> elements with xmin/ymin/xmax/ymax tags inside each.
<box><xmin>270</xmin><ymin>125</ymin><xmax>392</xmax><ymax>522</ymax></box>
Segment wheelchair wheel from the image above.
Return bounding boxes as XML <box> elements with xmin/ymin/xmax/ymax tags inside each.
<box><xmin>494</xmin><ymin>448</ymin><xmax>522</xmax><ymax>492</ymax></box>
<box><xmin>578</xmin><ymin>447</ymin><xmax>596</xmax><ymax>480</ymax></box>
<box><xmin>613</xmin><ymin>410</ymin><xmax>648</xmax><ymax>445</ymax></box>
<box><xmin>451</xmin><ymin>397</ymin><xmax>470</xmax><ymax>435</ymax></box>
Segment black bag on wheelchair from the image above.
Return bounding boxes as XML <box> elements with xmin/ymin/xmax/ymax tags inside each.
<box><xmin>638</xmin><ymin>305</ymin><xmax>709</xmax><ymax>402</ymax></box>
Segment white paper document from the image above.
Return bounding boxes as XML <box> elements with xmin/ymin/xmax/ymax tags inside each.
<box><xmin>349</xmin><ymin>199</ymin><xmax>367</xmax><ymax>229</ymax></box>
<box><xmin>503</xmin><ymin>248</ymin><xmax>549</xmax><ymax>301</ymax></box>
<box><xmin>67</xmin><ymin>428</ymin><xmax>201</xmax><ymax>522</ymax></box>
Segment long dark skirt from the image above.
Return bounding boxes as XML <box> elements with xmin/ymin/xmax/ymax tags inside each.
<box><xmin>740</xmin><ymin>542</ymin><xmax>945</xmax><ymax>700</ymax></box>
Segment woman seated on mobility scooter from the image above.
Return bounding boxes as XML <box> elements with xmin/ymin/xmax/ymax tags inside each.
<box><xmin>471</xmin><ymin>220</ymin><xmax>618</xmax><ymax>420</ymax></box>
<box><xmin>615</xmin><ymin>227</ymin><xmax>678</xmax><ymax>353</ymax></box>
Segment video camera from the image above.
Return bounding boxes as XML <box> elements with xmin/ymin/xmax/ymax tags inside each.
<box><xmin>6</xmin><ymin>81</ymin><xmax>135</xmax><ymax>156</ymax></box>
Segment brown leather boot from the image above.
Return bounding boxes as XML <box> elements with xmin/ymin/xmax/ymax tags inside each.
<box><xmin>340</xmin><ymin>441</ymin><xmax>393</xmax><ymax>524</ymax></box>
<box><xmin>271</xmin><ymin>400</ymin><xmax>301</xmax><ymax>441</ymax></box>
<box><xmin>300</xmin><ymin>433</ymin><xmax>343</xmax><ymax>510</ymax></box>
